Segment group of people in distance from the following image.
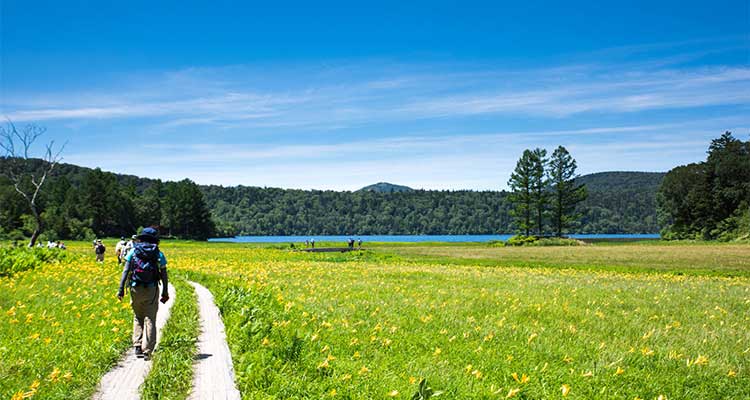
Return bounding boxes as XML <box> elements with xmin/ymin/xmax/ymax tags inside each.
<box><xmin>299</xmin><ymin>237</ymin><xmax>363</xmax><ymax>249</ymax></box>
<box><xmin>347</xmin><ymin>237</ymin><xmax>363</xmax><ymax>249</ymax></box>
<box><xmin>27</xmin><ymin>240</ymin><xmax>67</xmax><ymax>249</ymax></box>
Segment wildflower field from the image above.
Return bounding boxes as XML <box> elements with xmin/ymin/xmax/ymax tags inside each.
<box><xmin>0</xmin><ymin>240</ymin><xmax>748</xmax><ymax>399</ymax></box>
<box><xmin>172</xmin><ymin>241</ymin><xmax>748</xmax><ymax>399</ymax></box>
<box><xmin>0</xmin><ymin>248</ymin><xmax>132</xmax><ymax>399</ymax></box>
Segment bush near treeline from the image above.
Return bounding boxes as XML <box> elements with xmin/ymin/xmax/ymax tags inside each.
<box><xmin>0</xmin><ymin>247</ymin><xmax>71</xmax><ymax>276</ymax></box>
<box><xmin>658</xmin><ymin>132</ymin><xmax>750</xmax><ymax>241</ymax></box>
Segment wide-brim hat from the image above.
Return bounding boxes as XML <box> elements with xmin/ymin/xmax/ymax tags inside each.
<box><xmin>136</xmin><ymin>227</ymin><xmax>159</xmax><ymax>242</ymax></box>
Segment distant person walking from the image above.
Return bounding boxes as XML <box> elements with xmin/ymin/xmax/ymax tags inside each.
<box><xmin>95</xmin><ymin>239</ymin><xmax>106</xmax><ymax>263</ymax></box>
<box><xmin>311</xmin><ymin>238</ymin><xmax>315</xmax><ymax>249</ymax></box>
<box><xmin>358</xmin><ymin>238</ymin><xmax>362</xmax><ymax>249</ymax></box>
<box><xmin>117</xmin><ymin>227</ymin><xmax>169</xmax><ymax>361</ymax></box>
<box><xmin>115</xmin><ymin>237</ymin><xmax>127</xmax><ymax>264</ymax></box>
<box><xmin>122</xmin><ymin>235</ymin><xmax>136</xmax><ymax>259</ymax></box>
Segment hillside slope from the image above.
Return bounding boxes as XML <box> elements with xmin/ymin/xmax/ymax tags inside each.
<box><xmin>0</xmin><ymin>158</ymin><xmax>664</xmax><ymax>235</ymax></box>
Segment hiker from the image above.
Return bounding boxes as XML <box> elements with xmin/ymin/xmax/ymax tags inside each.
<box><xmin>348</xmin><ymin>238</ymin><xmax>354</xmax><ymax>249</ymax></box>
<box><xmin>358</xmin><ymin>238</ymin><xmax>362</xmax><ymax>249</ymax></box>
<box><xmin>122</xmin><ymin>235</ymin><xmax>136</xmax><ymax>259</ymax></box>
<box><xmin>117</xmin><ymin>227</ymin><xmax>169</xmax><ymax>361</ymax></box>
<box><xmin>311</xmin><ymin>238</ymin><xmax>315</xmax><ymax>248</ymax></box>
<box><xmin>58</xmin><ymin>241</ymin><xmax>66</xmax><ymax>250</ymax></box>
<box><xmin>115</xmin><ymin>237</ymin><xmax>127</xmax><ymax>264</ymax></box>
<box><xmin>95</xmin><ymin>240</ymin><xmax>106</xmax><ymax>263</ymax></box>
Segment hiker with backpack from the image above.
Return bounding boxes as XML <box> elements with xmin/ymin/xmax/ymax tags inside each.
<box><xmin>116</xmin><ymin>227</ymin><xmax>169</xmax><ymax>360</ymax></box>
<box><xmin>94</xmin><ymin>239</ymin><xmax>106</xmax><ymax>263</ymax></box>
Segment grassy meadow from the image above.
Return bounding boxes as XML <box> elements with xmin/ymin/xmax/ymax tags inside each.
<box><xmin>0</xmin><ymin>240</ymin><xmax>748</xmax><ymax>399</ymax></box>
<box><xmin>0</xmin><ymin>247</ymin><xmax>132</xmax><ymax>399</ymax></box>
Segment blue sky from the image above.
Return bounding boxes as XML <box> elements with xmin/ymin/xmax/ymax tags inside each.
<box><xmin>2</xmin><ymin>0</ymin><xmax>749</xmax><ymax>190</ymax></box>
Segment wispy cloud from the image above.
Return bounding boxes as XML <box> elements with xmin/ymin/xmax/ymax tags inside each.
<box><xmin>5</xmin><ymin>49</ymin><xmax>749</xmax><ymax>129</ymax></box>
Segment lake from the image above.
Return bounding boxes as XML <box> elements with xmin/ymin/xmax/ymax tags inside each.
<box><xmin>209</xmin><ymin>234</ymin><xmax>660</xmax><ymax>243</ymax></box>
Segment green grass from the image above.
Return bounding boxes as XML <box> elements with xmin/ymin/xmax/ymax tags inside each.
<box><xmin>373</xmin><ymin>241</ymin><xmax>750</xmax><ymax>277</ymax></box>
<box><xmin>162</xmin><ymin>241</ymin><xmax>750</xmax><ymax>399</ymax></box>
<box><xmin>2</xmin><ymin>239</ymin><xmax>748</xmax><ymax>399</ymax></box>
<box><xmin>0</xmin><ymin>248</ymin><xmax>132</xmax><ymax>399</ymax></box>
<box><xmin>141</xmin><ymin>276</ymin><xmax>200</xmax><ymax>400</ymax></box>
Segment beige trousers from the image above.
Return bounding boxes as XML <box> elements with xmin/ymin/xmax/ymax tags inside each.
<box><xmin>130</xmin><ymin>284</ymin><xmax>159</xmax><ymax>354</ymax></box>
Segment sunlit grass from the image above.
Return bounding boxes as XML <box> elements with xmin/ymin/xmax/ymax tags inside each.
<box><xmin>1</xmin><ymin>240</ymin><xmax>747</xmax><ymax>399</ymax></box>
<box><xmin>0</xmin><ymin>249</ymin><xmax>131</xmax><ymax>399</ymax></box>
<box><xmin>164</xmin><ymin>242</ymin><xmax>750</xmax><ymax>399</ymax></box>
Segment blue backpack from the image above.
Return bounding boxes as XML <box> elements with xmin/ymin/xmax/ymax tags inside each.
<box><xmin>129</xmin><ymin>243</ymin><xmax>161</xmax><ymax>285</ymax></box>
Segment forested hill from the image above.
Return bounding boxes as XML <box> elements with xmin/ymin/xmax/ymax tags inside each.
<box><xmin>575</xmin><ymin>171</ymin><xmax>665</xmax><ymax>233</ymax></box>
<box><xmin>0</xmin><ymin>158</ymin><xmax>665</xmax><ymax>237</ymax></box>
<box><xmin>204</xmin><ymin>171</ymin><xmax>665</xmax><ymax>235</ymax></box>
<box><xmin>358</xmin><ymin>182</ymin><xmax>414</xmax><ymax>193</ymax></box>
<box><xmin>576</xmin><ymin>171</ymin><xmax>666</xmax><ymax>192</ymax></box>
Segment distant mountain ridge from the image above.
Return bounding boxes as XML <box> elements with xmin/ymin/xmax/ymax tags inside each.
<box><xmin>358</xmin><ymin>182</ymin><xmax>414</xmax><ymax>193</ymax></box>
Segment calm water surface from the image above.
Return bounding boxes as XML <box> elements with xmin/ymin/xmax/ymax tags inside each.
<box><xmin>209</xmin><ymin>234</ymin><xmax>660</xmax><ymax>243</ymax></box>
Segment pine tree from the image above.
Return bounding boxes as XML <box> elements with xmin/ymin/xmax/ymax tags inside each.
<box><xmin>530</xmin><ymin>148</ymin><xmax>548</xmax><ymax>235</ymax></box>
<box><xmin>548</xmin><ymin>146</ymin><xmax>587</xmax><ymax>236</ymax></box>
<box><xmin>508</xmin><ymin>150</ymin><xmax>535</xmax><ymax>236</ymax></box>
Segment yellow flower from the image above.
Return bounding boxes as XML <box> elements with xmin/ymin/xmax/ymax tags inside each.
<box><xmin>409</xmin><ymin>376</ymin><xmax>417</xmax><ymax>384</ymax></box>
<box><xmin>527</xmin><ymin>333</ymin><xmax>538</xmax><ymax>344</ymax></box>
<box><xmin>261</xmin><ymin>337</ymin><xmax>270</xmax><ymax>346</ymax></box>
<box><xmin>506</xmin><ymin>388</ymin><xmax>521</xmax><ymax>398</ymax></box>
<box><xmin>614</xmin><ymin>367</ymin><xmax>625</xmax><ymax>375</ymax></box>
<box><xmin>727</xmin><ymin>370</ymin><xmax>736</xmax><ymax>377</ymax></box>
<box><xmin>433</xmin><ymin>347</ymin><xmax>442</xmax><ymax>356</ymax></box>
<box><xmin>561</xmin><ymin>384</ymin><xmax>571</xmax><ymax>397</ymax></box>
<box><xmin>657</xmin><ymin>396</ymin><xmax>667</xmax><ymax>400</ymax></box>
<box><xmin>329</xmin><ymin>388</ymin><xmax>337</xmax><ymax>396</ymax></box>
<box><xmin>358</xmin><ymin>366</ymin><xmax>370</xmax><ymax>375</ymax></box>
<box><xmin>48</xmin><ymin>368</ymin><xmax>61</xmax><ymax>382</ymax></box>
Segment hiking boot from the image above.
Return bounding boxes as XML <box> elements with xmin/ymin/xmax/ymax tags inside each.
<box><xmin>135</xmin><ymin>346</ymin><xmax>144</xmax><ymax>358</ymax></box>
<box><xmin>143</xmin><ymin>352</ymin><xmax>151</xmax><ymax>361</ymax></box>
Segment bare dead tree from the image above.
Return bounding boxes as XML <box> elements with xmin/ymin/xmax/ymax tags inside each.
<box><xmin>0</xmin><ymin>120</ymin><xmax>66</xmax><ymax>247</ymax></box>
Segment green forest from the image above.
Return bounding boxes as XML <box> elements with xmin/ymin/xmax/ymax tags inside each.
<box><xmin>658</xmin><ymin>131</ymin><xmax>750</xmax><ymax>241</ymax></box>
<box><xmin>0</xmin><ymin>152</ymin><xmax>664</xmax><ymax>240</ymax></box>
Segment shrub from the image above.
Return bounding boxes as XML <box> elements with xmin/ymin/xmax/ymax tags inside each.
<box><xmin>504</xmin><ymin>235</ymin><xmax>538</xmax><ymax>246</ymax></box>
<box><xmin>0</xmin><ymin>246</ymin><xmax>71</xmax><ymax>277</ymax></box>
<box><xmin>505</xmin><ymin>235</ymin><xmax>584</xmax><ymax>246</ymax></box>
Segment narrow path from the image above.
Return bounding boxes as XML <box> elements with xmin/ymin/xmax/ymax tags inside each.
<box><xmin>188</xmin><ymin>281</ymin><xmax>241</xmax><ymax>400</ymax></box>
<box><xmin>92</xmin><ymin>283</ymin><xmax>176</xmax><ymax>400</ymax></box>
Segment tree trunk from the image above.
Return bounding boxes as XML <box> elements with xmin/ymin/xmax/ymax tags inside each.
<box><xmin>28</xmin><ymin>207</ymin><xmax>43</xmax><ymax>247</ymax></box>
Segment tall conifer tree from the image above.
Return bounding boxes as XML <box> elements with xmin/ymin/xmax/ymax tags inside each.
<box><xmin>530</xmin><ymin>148</ymin><xmax>548</xmax><ymax>235</ymax></box>
<box><xmin>548</xmin><ymin>146</ymin><xmax>587</xmax><ymax>236</ymax></box>
<box><xmin>508</xmin><ymin>150</ymin><xmax>535</xmax><ymax>236</ymax></box>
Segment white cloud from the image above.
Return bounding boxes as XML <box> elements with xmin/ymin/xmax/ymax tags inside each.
<box><xmin>5</xmin><ymin>59</ymin><xmax>749</xmax><ymax>127</ymax></box>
